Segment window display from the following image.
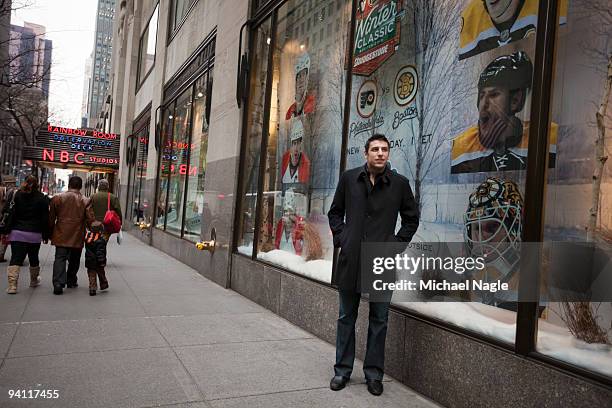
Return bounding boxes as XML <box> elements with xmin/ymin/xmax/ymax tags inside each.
<box><xmin>535</xmin><ymin>0</ymin><xmax>612</xmax><ymax>377</ymax></box>
<box><xmin>165</xmin><ymin>87</ymin><xmax>192</xmax><ymax>235</ymax></box>
<box><xmin>238</xmin><ymin>0</ymin><xmax>611</xmax><ymax>380</ymax></box>
<box><xmin>155</xmin><ymin>58</ymin><xmax>213</xmax><ymax>239</ymax></box>
<box><xmin>129</xmin><ymin>122</ymin><xmax>150</xmax><ymax>224</ymax></box>
<box><xmin>252</xmin><ymin>0</ymin><xmax>351</xmax><ymax>282</ymax></box>
<box><xmin>236</xmin><ymin>20</ymin><xmax>272</xmax><ymax>256</ymax></box>
<box><xmin>184</xmin><ymin>72</ymin><xmax>212</xmax><ymax>242</ymax></box>
<box><xmin>156</xmin><ymin>106</ymin><xmax>175</xmax><ymax>228</ymax></box>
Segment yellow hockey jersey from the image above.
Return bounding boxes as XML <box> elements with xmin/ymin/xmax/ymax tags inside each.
<box><xmin>459</xmin><ymin>0</ymin><xmax>568</xmax><ymax>60</ymax></box>
<box><xmin>451</xmin><ymin>121</ymin><xmax>558</xmax><ymax>174</ymax></box>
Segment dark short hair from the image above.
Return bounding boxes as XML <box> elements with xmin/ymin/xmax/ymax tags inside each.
<box><xmin>68</xmin><ymin>176</ymin><xmax>82</xmax><ymax>190</ymax></box>
<box><xmin>20</xmin><ymin>175</ymin><xmax>39</xmax><ymax>193</ymax></box>
<box><xmin>365</xmin><ymin>134</ymin><xmax>390</xmax><ymax>152</ymax></box>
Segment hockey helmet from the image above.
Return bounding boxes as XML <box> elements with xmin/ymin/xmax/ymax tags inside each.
<box><xmin>464</xmin><ymin>177</ymin><xmax>523</xmax><ymax>269</ymax></box>
<box><xmin>295</xmin><ymin>52</ymin><xmax>310</xmax><ymax>75</ymax></box>
<box><xmin>290</xmin><ymin>119</ymin><xmax>305</xmax><ymax>142</ymax></box>
<box><xmin>477</xmin><ymin>52</ymin><xmax>533</xmax><ymax>109</ymax></box>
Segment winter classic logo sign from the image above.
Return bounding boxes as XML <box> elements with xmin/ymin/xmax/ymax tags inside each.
<box><xmin>353</xmin><ymin>0</ymin><xmax>403</xmax><ymax>76</ymax></box>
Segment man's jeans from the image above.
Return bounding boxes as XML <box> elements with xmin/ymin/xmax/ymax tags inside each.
<box><xmin>334</xmin><ymin>290</ymin><xmax>390</xmax><ymax>381</ymax></box>
<box><xmin>53</xmin><ymin>247</ymin><xmax>83</xmax><ymax>287</ymax></box>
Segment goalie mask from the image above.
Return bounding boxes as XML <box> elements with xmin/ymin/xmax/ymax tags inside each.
<box><xmin>464</xmin><ymin>177</ymin><xmax>523</xmax><ymax>276</ymax></box>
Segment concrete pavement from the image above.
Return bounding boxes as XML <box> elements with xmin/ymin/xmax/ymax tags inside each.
<box><xmin>0</xmin><ymin>233</ymin><xmax>441</xmax><ymax>407</ymax></box>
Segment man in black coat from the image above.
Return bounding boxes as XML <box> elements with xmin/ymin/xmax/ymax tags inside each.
<box><xmin>327</xmin><ymin>134</ymin><xmax>419</xmax><ymax>396</ymax></box>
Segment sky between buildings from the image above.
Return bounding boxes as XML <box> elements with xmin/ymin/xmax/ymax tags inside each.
<box><xmin>12</xmin><ymin>0</ymin><xmax>99</xmax><ymax>128</ymax></box>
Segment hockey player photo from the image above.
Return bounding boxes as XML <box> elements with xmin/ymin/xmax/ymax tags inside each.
<box><xmin>459</xmin><ymin>0</ymin><xmax>568</xmax><ymax>60</ymax></box>
<box><xmin>285</xmin><ymin>52</ymin><xmax>316</xmax><ymax>120</ymax></box>
<box><xmin>451</xmin><ymin>52</ymin><xmax>557</xmax><ymax>174</ymax></box>
<box><xmin>281</xmin><ymin>119</ymin><xmax>311</xmax><ymax>185</ymax></box>
<box><xmin>463</xmin><ymin>176</ymin><xmax>523</xmax><ymax>309</ymax></box>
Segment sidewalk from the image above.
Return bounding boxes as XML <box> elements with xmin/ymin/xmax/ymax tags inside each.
<box><xmin>0</xmin><ymin>234</ymin><xmax>441</xmax><ymax>408</ymax></box>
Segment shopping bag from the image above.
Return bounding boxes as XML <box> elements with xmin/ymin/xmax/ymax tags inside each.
<box><xmin>103</xmin><ymin>192</ymin><xmax>122</xmax><ymax>234</ymax></box>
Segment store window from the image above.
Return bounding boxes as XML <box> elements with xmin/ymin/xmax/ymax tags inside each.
<box><xmin>239</xmin><ymin>0</ymin><xmax>351</xmax><ymax>282</ymax></box>
<box><xmin>155</xmin><ymin>49</ymin><xmax>214</xmax><ymax>240</ymax></box>
<box><xmin>125</xmin><ymin>121</ymin><xmax>150</xmax><ymax>223</ymax></box>
<box><xmin>165</xmin><ymin>87</ymin><xmax>192</xmax><ymax>235</ymax></box>
<box><xmin>137</xmin><ymin>4</ymin><xmax>158</xmax><ymax>86</ymax></box>
<box><xmin>236</xmin><ymin>20</ymin><xmax>273</xmax><ymax>256</ymax></box>
<box><xmin>345</xmin><ymin>0</ymin><xmax>572</xmax><ymax>346</ymax></box>
<box><xmin>338</xmin><ymin>0</ymin><xmax>571</xmax><ymax>347</ymax></box>
<box><xmin>184</xmin><ymin>71</ymin><xmax>213</xmax><ymax>242</ymax></box>
<box><xmin>238</xmin><ymin>0</ymin><xmax>612</xmax><ymax>380</ymax></box>
<box><xmin>156</xmin><ymin>105</ymin><xmax>175</xmax><ymax>228</ymax></box>
<box><xmin>536</xmin><ymin>0</ymin><xmax>612</xmax><ymax>377</ymax></box>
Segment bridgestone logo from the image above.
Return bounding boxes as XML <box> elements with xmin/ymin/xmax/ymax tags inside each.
<box><xmin>354</xmin><ymin>44</ymin><xmax>389</xmax><ymax>66</ymax></box>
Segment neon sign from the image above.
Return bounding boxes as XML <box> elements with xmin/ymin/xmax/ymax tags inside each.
<box><xmin>22</xmin><ymin>123</ymin><xmax>121</xmax><ymax>169</ymax></box>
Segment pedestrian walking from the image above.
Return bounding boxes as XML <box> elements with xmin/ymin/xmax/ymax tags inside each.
<box><xmin>0</xmin><ymin>176</ymin><xmax>18</xmax><ymax>263</ymax></box>
<box><xmin>49</xmin><ymin>176</ymin><xmax>95</xmax><ymax>295</ymax></box>
<box><xmin>327</xmin><ymin>134</ymin><xmax>419</xmax><ymax>396</ymax></box>
<box><xmin>84</xmin><ymin>221</ymin><xmax>108</xmax><ymax>296</ymax></box>
<box><xmin>88</xmin><ymin>179</ymin><xmax>122</xmax><ymax>288</ymax></box>
<box><xmin>89</xmin><ymin>179</ymin><xmax>122</xmax><ymax>231</ymax></box>
<box><xmin>5</xmin><ymin>175</ymin><xmax>50</xmax><ymax>294</ymax></box>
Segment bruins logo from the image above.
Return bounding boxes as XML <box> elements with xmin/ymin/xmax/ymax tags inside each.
<box><xmin>394</xmin><ymin>65</ymin><xmax>418</xmax><ymax>106</ymax></box>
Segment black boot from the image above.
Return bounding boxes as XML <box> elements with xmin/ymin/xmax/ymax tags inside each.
<box><xmin>53</xmin><ymin>285</ymin><xmax>63</xmax><ymax>295</ymax></box>
<box><xmin>89</xmin><ymin>289</ymin><xmax>96</xmax><ymax>296</ymax></box>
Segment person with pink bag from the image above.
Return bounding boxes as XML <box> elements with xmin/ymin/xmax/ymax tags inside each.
<box><xmin>88</xmin><ymin>179</ymin><xmax>122</xmax><ymax>291</ymax></box>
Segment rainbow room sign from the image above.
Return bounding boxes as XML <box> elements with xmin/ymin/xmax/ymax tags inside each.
<box><xmin>353</xmin><ymin>0</ymin><xmax>403</xmax><ymax>76</ymax></box>
<box><xmin>22</xmin><ymin>124</ymin><xmax>121</xmax><ymax>169</ymax></box>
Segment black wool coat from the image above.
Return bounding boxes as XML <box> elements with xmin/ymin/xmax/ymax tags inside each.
<box><xmin>328</xmin><ymin>164</ymin><xmax>419</xmax><ymax>291</ymax></box>
<box><xmin>11</xmin><ymin>191</ymin><xmax>51</xmax><ymax>240</ymax></box>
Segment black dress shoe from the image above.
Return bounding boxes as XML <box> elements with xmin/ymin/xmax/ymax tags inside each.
<box><xmin>366</xmin><ymin>379</ymin><xmax>383</xmax><ymax>396</ymax></box>
<box><xmin>53</xmin><ymin>286</ymin><xmax>63</xmax><ymax>295</ymax></box>
<box><xmin>330</xmin><ymin>375</ymin><xmax>349</xmax><ymax>391</ymax></box>
<box><xmin>89</xmin><ymin>289</ymin><xmax>96</xmax><ymax>296</ymax></box>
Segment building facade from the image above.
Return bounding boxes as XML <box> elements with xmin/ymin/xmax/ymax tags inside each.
<box><xmin>8</xmin><ymin>22</ymin><xmax>52</xmax><ymax>97</ymax></box>
<box><xmin>2</xmin><ymin>21</ymin><xmax>52</xmax><ymax>181</ymax></box>
<box><xmin>87</xmin><ymin>0</ymin><xmax>116</xmax><ymax>129</ymax></box>
<box><xmin>110</xmin><ymin>1</ymin><xmax>612</xmax><ymax>406</ymax></box>
<box><xmin>81</xmin><ymin>52</ymin><xmax>93</xmax><ymax>128</ymax></box>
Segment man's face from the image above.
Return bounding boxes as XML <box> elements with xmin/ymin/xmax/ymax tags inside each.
<box><xmin>478</xmin><ymin>86</ymin><xmax>514</xmax><ymax>149</ymax></box>
<box><xmin>364</xmin><ymin>140</ymin><xmax>389</xmax><ymax>172</ymax></box>
<box><xmin>484</xmin><ymin>0</ymin><xmax>522</xmax><ymax>24</ymax></box>
<box><xmin>290</xmin><ymin>138</ymin><xmax>303</xmax><ymax>166</ymax></box>
<box><xmin>295</xmin><ymin>69</ymin><xmax>308</xmax><ymax>106</ymax></box>
<box><xmin>470</xmin><ymin>218</ymin><xmax>506</xmax><ymax>244</ymax></box>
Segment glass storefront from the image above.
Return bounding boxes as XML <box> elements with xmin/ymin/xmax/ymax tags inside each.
<box><xmin>236</xmin><ymin>0</ymin><xmax>611</xmax><ymax>380</ymax></box>
<box><xmin>237</xmin><ymin>0</ymin><xmax>351</xmax><ymax>281</ymax></box>
<box><xmin>127</xmin><ymin>120</ymin><xmax>150</xmax><ymax>224</ymax></box>
<box><xmin>236</xmin><ymin>19</ymin><xmax>273</xmax><ymax>256</ymax></box>
<box><xmin>155</xmin><ymin>45</ymin><xmax>214</xmax><ymax>242</ymax></box>
<box><xmin>535</xmin><ymin>0</ymin><xmax>612</xmax><ymax>377</ymax></box>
